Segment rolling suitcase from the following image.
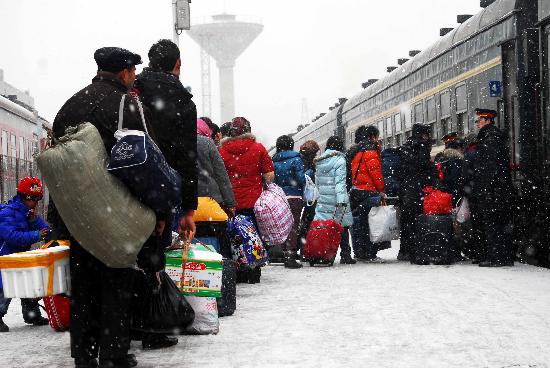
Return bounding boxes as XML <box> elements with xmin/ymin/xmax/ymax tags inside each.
<box><xmin>42</xmin><ymin>294</ymin><xmax>70</xmax><ymax>332</ymax></box>
<box><xmin>413</xmin><ymin>214</ymin><xmax>454</xmax><ymax>265</ymax></box>
<box><xmin>303</xmin><ymin>219</ymin><xmax>344</xmax><ymax>266</ymax></box>
<box><xmin>217</xmin><ymin>258</ymin><xmax>237</xmax><ymax>317</ymax></box>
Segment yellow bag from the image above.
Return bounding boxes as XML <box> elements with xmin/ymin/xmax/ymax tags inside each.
<box><xmin>193</xmin><ymin>197</ymin><xmax>228</xmax><ymax>222</ymax></box>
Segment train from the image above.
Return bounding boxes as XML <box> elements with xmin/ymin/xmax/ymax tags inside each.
<box><xmin>274</xmin><ymin>0</ymin><xmax>550</xmax><ymax>267</ymax></box>
<box><xmin>0</xmin><ymin>73</ymin><xmax>49</xmax><ymax>215</ymax></box>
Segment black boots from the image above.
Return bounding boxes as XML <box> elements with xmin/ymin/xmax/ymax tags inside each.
<box><xmin>284</xmin><ymin>251</ymin><xmax>303</xmax><ymax>269</ymax></box>
<box><xmin>75</xmin><ymin>358</ymin><xmax>98</xmax><ymax>368</ymax></box>
<box><xmin>24</xmin><ymin>315</ymin><xmax>49</xmax><ymax>326</ymax></box>
<box><xmin>340</xmin><ymin>255</ymin><xmax>357</xmax><ymax>264</ymax></box>
<box><xmin>99</xmin><ymin>354</ymin><xmax>137</xmax><ymax>368</ymax></box>
<box><xmin>0</xmin><ymin>318</ymin><xmax>9</xmax><ymax>332</ymax></box>
<box><xmin>142</xmin><ymin>334</ymin><xmax>179</xmax><ymax>350</ymax></box>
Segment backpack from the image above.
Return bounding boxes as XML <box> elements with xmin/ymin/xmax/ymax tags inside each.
<box><xmin>303</xmin><ymin>174</ymin><xmax>320</xmax><ymax>206</ymax></box>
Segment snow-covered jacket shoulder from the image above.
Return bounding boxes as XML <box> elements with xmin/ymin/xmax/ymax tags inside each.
<box><xmin>0</xmin><ymin>196</ymin><xmax>49</xmax><ymax>257</ymax></box>
<box><xmin>272</xmin><ymin>150</ymin><xmax>306</xmax><ymax>196</ymax></box>
<box><xmin>313</xmin><ymin>150</ymin><xmax>353</xmax><ymax>227</ymax></box>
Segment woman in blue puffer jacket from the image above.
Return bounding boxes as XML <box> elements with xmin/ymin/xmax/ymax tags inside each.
<box><xmin>313</xmin><ymin>136</ymin><xmax>355</xmax><ymax>264</ymax></box>
<box><xmin>272</xmin><ymin>135</ymin><xmax>306</xmax><ymax>269</ymax></box>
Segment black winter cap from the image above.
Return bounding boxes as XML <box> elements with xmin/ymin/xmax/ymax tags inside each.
<box><xmin>94</xmin><ymin>47</ymin><xmax>142</xmax><ymax>73</ymax></box>
<box><xmin>412</xmin><ymin>123</ymin><xmax>431</xmax><ymax>137</ymax></box>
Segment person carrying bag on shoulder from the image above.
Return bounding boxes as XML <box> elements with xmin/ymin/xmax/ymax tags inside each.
<box><xmin>346</xmin><ymin>125</ymin><xmax>386</xmax><ymax>263</ymax></box>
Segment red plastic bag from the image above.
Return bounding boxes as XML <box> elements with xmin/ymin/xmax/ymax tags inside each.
<box><xmin>422</xmin><ymin>186</ymin><xmax>452</xmax><ymax>215</ymax></box>
<box><xmin>43</xmin><ymin>294</ymin><xmax>70</xmax><ymax>332</ymax></box>
<box><xmin>303</xmin><ymin>220</ymin><xmax>344</xmax><ymax>264</ymax></box>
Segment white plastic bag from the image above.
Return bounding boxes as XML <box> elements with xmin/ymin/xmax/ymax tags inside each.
<box><xmin>303</xmin><ymin>174</ymin><xmax>320</xmax><ymax>206</ymax></box>
<box><xmin>184</xmin><ymin>296</ymin><xmax>219</xmax><ymax>335</ymax></box>
<box><xmin>368</xmin><ymin>205</ymin><xmax>399</xmax><ymax>243</ymax></box>
<box><xmin>456</xmin><ymin>197</ymin><xmax>471</xmax><ymax>224</ymax></box>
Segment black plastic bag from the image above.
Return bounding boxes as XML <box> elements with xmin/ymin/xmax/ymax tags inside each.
<box><xmin>132</xmin><ymin>270</ymin><xmax>194</xmax><ymax>334</ymax></box>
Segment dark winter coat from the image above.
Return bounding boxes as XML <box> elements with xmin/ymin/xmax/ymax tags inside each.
<box><xmin>272</xmin><ymin>150</ymin><xmax>306</xmax><ymax>197</ymax></box>
<box><xmin>197</xmin><ymin>135</ymin><xmax>236</xmax><ymax>207</ymax></box>
<box><xmin>470</xmin><ymin>124</ymin><xmax>513</xmax><ymax>212</ymax></box>
<box><xmin>346</xmin><ymin>140</ymin><xmax>385</xmax><ymax>193</ymax></box>
<box><xmin>219</xmin><ymin>134</ymin><xmax>274</xmax><ymax>210</ymax></box>
<box><xmin>50</xmin><ymin>73</ymin><xmax>157</xmax><ymax>239</ymax></box>
<box><xmin>397</xmin><ymin>137</ymin><xmax>436</xmax><ymax>211</ymax></box>
<box><xmin>0</xmin><ymin>196</ymin><xmax>50</xmax><ymax>288</ymax></box>
<box><xmin>462</xmin><ymin>145</ymin><xmax>478</xmax><ymax>201</ymax></box>
<box><xmin>135</xmin><ymin>68</ymin><xmax>198</xmax><ymax>212</ymax></box>
<box><xmin>434</xmin><ymin>148</ymin><xmax>464</xmax><ymax>204</ymax></box>
<box><xmin>381</xmin><ymin>147</ymin><xmax>401</xmax><ymax>197</ymax></box>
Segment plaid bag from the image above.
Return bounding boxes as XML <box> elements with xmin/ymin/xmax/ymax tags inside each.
<box><xmin>227</xmin><ymin>215</ymin><xmax>268</xmax><ymax>269</ymax></box>
<box><xmin>253</xmin><ymin>183</ymin><xmax>293</xmax><ymax>245</ymax></box>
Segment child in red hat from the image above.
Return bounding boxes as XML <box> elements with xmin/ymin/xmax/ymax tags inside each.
<box><xmin>0</xmin><ymin>177</ymin><xmax>50</xmax><ymax>332</ymax></box>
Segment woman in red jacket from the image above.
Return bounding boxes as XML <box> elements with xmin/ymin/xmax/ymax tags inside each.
<box><xmin>346</xmin><ymin>125</ymin><xmax>386</xmax><ymax>262</ymax></box>
<box><xmin>219</xmin><ymin>117</ymin><xmax>274</xmax><ymax>283</ymax></box>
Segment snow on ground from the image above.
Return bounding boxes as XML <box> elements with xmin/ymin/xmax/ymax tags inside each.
<box><xmin>2</xmin><ymin>242</ymin><xmax>550</xmax><ymax>368</ymax></box>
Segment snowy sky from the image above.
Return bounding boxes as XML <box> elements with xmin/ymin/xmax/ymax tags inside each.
<box><xmin>0</xmin><ymin>0</ymin><xmax>482</xmax><ymax>146</ymax></box>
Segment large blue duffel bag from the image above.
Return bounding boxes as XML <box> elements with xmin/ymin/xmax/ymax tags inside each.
<box><xmin>107</xmin><ymin>94</ymin><xmax>182</xmax><ymax>213</ymax></box>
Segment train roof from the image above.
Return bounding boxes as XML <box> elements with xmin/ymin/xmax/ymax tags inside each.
<box><xmin>344</xmin><ymin>0</ymin><xmax>518</xmax><ymax>112</ymax></box>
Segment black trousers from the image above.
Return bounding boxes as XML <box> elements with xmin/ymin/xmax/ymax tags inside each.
<box><xmin>0</xmin><ymin>289</ymin><xmax>41</xmax><ymax>321</ymax></box>
<box><xmin>70</xmin><ymin>241</ymin><xmax>135</xmax><ymax>361</ymax></box>
<box><xmin>399</xmin><ymin>206</ymin><xmax>420</xmax><ymax>258</ymax></box>
<box><xmin>478</xmin><ymin>209</ymin><xmax>513</xmax><ymax>264</ymax></box>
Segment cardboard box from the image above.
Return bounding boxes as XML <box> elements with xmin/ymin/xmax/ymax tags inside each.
<box><xmin>165</xmin><ymin>242</ymin><xmax>222</xmax><ymax>298</ymax></box>
<box><xmin>0</xmin><ymin>245</ymin><xmax>70</xmax><ymax>298</ymax></box>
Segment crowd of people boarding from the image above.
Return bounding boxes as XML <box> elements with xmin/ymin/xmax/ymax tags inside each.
<box><xmin>0</xmin><ymin>35</ymin><xmax>516</xmax><ymax>368</ymax></box>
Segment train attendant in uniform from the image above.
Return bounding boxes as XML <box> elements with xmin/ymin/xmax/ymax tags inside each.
<box><xmin>346</xmin><ymin>126</ymin><xmax>386</xmax><ymax>263</ymax></box>
<box><xmin>52</xmin><ymin>47</ymin><xmax>150</xmax><ymax>368</ymax></box>
<box><xmin>0</xmin><ymin>177</ymin><xmax>50</xmax><ymax>333</ymax></box>
<box><xmin>469</xmin><ymin>109</ymin><xmax>514</xmax><ymax>267</ymax></box>
<box><xmin>273</xmin><ymin>135</ymin><xmax>306</xmax><ymax>269</ymax></box>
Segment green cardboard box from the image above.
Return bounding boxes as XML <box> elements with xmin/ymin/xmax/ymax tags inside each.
<box><xmin>165</xmin><ymin>242</ymin><xmax>223</xmax><ymax>298</ymax></box>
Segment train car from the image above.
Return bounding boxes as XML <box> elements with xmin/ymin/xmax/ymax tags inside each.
<box><xmin>279</xmin><ymin>0</ymin><xmax>549</xmax><ymax>265</ymax></box>
<box><xmin>0</xmin><ymin>92</ymin><xmax>49</xmax><ymax>215</ymax></box>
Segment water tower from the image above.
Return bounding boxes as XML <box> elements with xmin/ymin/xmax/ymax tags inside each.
<box><xmin>187</xmin><ymin>14</ymin><xmax>263</xmax><ymax>122</ymax></box>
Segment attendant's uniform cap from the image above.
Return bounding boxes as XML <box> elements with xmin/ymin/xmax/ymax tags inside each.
<box><xmin>475</xmin><ymin>108</ymin><xmax>497</xmax><ymax>119</ymax></box>
<box><xmin>94</xmin><ymin>47</ymin><xmax>142</xmax><ymax>73</ymax></box>
<box><xmin>442</xmin><ymin>132</ymin><xmax>458</xmax><ymax>143</ymax></box>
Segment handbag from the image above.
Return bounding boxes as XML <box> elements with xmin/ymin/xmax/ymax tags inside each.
<box><xmin>303</xmin><ymin>174</ymin><xmax>320</xmax><ymax>206</ymax></box>
<box><xmin>455</xmin><ymin>197</ymin><xmax>471</xmax><ymax>223</ymax></box>
<box><xmin>422</xmin><ymin>186</ymin><xmax>453</xmax><ymax>215</ymax></box>
<box><xmin>107</xmin><ymin>94</ymin><xmax>182</xmax><ymax>213</ymax></box>
<box><xmin>368</xmin><ymin>204</ymin><xmax>399</xmax><ymax>243</ymax></box>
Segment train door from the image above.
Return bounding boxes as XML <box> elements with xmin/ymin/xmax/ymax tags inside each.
<box><xmin>501</xmin><ymin>41</ymin><xmax>521</xmax><ymax>170</ymax></box>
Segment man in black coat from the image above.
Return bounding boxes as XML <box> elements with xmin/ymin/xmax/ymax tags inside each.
<box><xmin>134</xmin><ymin>39</ymin><xmax>198</xmax><ymax>236</ymax></box>
<box><xmin>397</xmin><ymin>123</ymin><xmax>436</xmax><ymax>262</ymax></box>
<box><xmin>51</xmin><ymin>47</ymin><xmax>151</xmax><ymax>368</ymax></box>
<box><xmin>470</xmin><ymin>109</ymin><xmax>514</xmax><ymax>267</ymax></box>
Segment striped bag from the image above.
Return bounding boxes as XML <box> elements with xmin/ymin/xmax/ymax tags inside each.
<box><xmin>253</xmin><ymin>183</ymin><xmax>293</xmax><ymax>245</ymax></box>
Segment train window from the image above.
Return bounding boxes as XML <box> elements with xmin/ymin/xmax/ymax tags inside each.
<box><xmin>386</xmin><ymin>117</ymin><xmax>392</xmax><ymax>137</ymax></box>
<box><xmin>440</xmin><ymin>91</ymin><xmax>451</xmax><ymax>118</ymax></box>
<box><xmin>377</xmin><ymin>121</ymin><xmax>384</xmax><ymax>139</ymax></box>
<box><xmin>10</xmin><ymin>134</ymin><xmax>17</xmax><ymax>158</ymax></box>
<box><xmin>1</xmin><ymin>131</ymin><xmax>7</xmax><ymax>156</ymax></box>
<box><xmin>19</xmin><ymin>137</ymin><xmax>25</xmax><ymax>160</ymax></box>
<box><xmin>456</xmin><ymin>85</ymin><xmax>467</xmax><ymax>113</ymax></box>
<box><xmin>414</xmin><ymin>103</ymin><xmax>423</xmax><ymax>123</ymax></box>
<box><xmin>394</xmin><ymin>114</ymin><xmax>402</xmax><ymax>133</ymax></box>
<box><xmin>426</xmin><ymin>98</ymin><xmax>436</xmax><ymax>122</ymax></box>
<box><xmin>404</xmin><ymin>106</ymin><xmax>412</xmax><ymax>130</ymax></box>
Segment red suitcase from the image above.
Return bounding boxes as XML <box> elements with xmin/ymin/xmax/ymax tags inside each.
<box><xmin>303</xmin><ymin>220</ymin><xmax>344</xmax><ymax>266</ymax></box>
<box><xmin>43</xmin><ymin>294</ymin><xmax>70</xmax><ymax>332</ymax></box>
